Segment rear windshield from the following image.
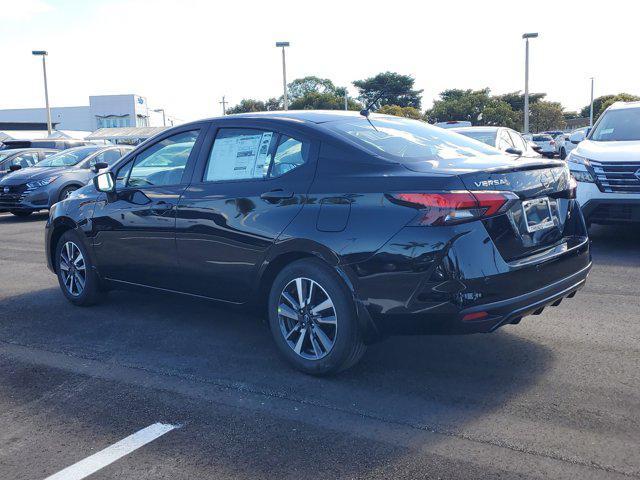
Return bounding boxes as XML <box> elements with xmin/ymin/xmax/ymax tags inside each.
<box><xmin>454</xmin><ymin>130</ymin><xmax>497</xmax><ymax>147</ymax></box>
<box><xmin>533</xmin><ymin>135</ymin><xmax>552</xmax><ymax>141</ymax></box>
<box><xmin>325</xmin><ymin>117</ymin><xmax>501</xmax><ymax>162</ymax></box>
<box><xmin>36</xmin><ymin>147</ymin><xmax>97</xmax><ymax>167</ymax></box>
<box><xmin>590</xmin><ymin>108</ymin><xmax>640</xmax><ymax>141</ymax></box>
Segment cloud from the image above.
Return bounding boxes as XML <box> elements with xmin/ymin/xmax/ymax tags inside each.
<box><xmin>0</xmin><ymin>0</ymin><xmax>53</xmax><ymax>20</ymax></box>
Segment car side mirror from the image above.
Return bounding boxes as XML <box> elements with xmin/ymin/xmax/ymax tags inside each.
<box><xmin>505</xmin><ymin>147</ymin><xmax>523</xmax><ymax>155</ymax></box>
<box><xmin>92</xmin><ymin>161</ymin><xmax>109</xmax><ymax>173</ymax></box>
<box><xmin>94</xmin><ymin>171</ymin><xmax>116</xmax><ymax>193</ymax></box>
<box><xmin>9</xmin><ymin>164</ymin><xmax>22</xmax><ymax>172</ymax></box>
<box><xmin>569</xmin><ymin>131</ymin><xmax>586</xmax><ymax>144</ymax></box>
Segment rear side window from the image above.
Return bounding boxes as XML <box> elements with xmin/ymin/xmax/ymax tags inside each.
<box><xmin>126</xmin><ymin>130</ymin><xmax>199</xmax><ymax>187</ymax></box>
<box><xmin>204</xmin><ymin>128</ymin><xmax>307</xmax><ymax>182</ymax></box>
<box><xmin>12</xmin><ymin>152</ymin><xmax>39</xmax><ymax>168</ymax></box>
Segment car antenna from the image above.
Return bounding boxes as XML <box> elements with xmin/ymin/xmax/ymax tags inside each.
<box><xmin>359</xmin><ymin>88</ymin><xmax>388</xmax><ymax>132</ymax></box>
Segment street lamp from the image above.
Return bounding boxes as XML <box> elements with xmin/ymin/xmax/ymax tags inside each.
<box><xmin>153</xmin><ymin>108</ymin><xmax>166</xmax><ymax>127</ymax></box>
<box><xmin>522</xmin><ymin>33</ymin><xmax>538</xmax><ymax>135</ymax></box>
<box><xmin>32</xmin><ymin>50</ymin><xmax>52</xmax><ymax>135</ymax></box>
<box><xmin>275</xmin><ymin>42</ymin><xmax>290</xmax><ymax>110</ymax></box>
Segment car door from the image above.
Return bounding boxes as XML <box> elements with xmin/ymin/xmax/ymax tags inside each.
<box><xmin>91</xmin><ymin>126</ymin><xmax>206</xmax><ymax>289</ymax></box>
<box><xmin>175</xmin><ymin>122</ymin><xmax>317</xmax><ymax>303</ymax></box>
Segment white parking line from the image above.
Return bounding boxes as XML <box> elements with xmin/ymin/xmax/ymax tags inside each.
<box><xmin>43</xmin><ymin>422</ymin><xmax>179</xmax><ymax>480</ymax></box>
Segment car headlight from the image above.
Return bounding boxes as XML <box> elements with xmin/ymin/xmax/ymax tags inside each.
<box><xmin>571</xmin><ymin>170</ymin><xmax>594</xmax><ymax>183</ymax></box>
<box><xmin>26</xmin><ymin>177</ymin><xmax>57</xmax><ymax>190</ymax></box>
<box><xmin>567</xmin><ymin>153</ymin><xmax>590</xmax><ymax>167</ymax></box>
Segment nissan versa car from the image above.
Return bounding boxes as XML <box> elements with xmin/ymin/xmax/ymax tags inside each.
<box><xmin>45</xmin><ymin>111</ymin><xmax>591</xmax><ymax>375</ymax></box>
<box><xmin>0</xmin><ymin>145</ymin><xmax>132</xmax><ymax>216</ymax></box>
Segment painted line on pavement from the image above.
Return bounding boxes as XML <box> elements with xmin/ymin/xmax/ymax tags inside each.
<box><xmin>43</xmin><ymin>422</ymin><xmax>179</xmax><ymax>480</ymax></box>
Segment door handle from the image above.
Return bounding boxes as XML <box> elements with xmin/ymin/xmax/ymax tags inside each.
<box><xmin>260</xmin><ymin>189</ymin><xmax>294</xmax><ymax>202</ymax></box>
<box><xmin>150</xmin><ymin>201</ymin><xmax>173</xmax><ymax>214</ymax></box>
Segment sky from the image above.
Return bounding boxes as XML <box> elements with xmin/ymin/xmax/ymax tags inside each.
<box><xmin>1</xmin><ymin>0</ymin><xmax>639</xmax><ymax>124</ymax></box>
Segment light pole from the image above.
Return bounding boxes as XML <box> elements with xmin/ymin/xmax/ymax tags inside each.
<box><xmin>32</xmin><ymin>50</ymin><xmax>52</xmax><ymax>135</ymax></box>
<box><xmin>522</xmin><ymin>33</ymin><xmax>538</xmax><ymax>135</ymax></box>
<box><xmin>153</xmin><ymin>108</ymin><xmax>166</xmax><ymax>127</ymax></box>
<box><xmin>219</xmin><ymin>96</ymin><xmax>228</xmax><ymax>115</ymax></box>
<box><xmin>276</xmin><ymin>42</ymin><xmax>290</xmax><ymax>110</ymax></box>
<box><xmin>589</xmin><ymin>77</ymin><xmax>595</xmax><ymax>127</ymax></box>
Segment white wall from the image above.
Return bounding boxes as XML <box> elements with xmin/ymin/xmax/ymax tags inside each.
<box><xmin>0</xmin><ymin>106</ymin><xmax>92</xmax><ymax>130</ymax></box>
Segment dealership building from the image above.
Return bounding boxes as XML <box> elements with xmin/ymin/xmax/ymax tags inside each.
<box><xmin>0</xmin><ymin>94</ymin><xmax>164</xmax><ymax>132</ymax></box>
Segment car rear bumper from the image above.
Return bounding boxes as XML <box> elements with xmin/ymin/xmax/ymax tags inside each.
<box><xmin>348</xmin><ymin>219</ymin><xmax>591</xmax><ymax>337</ymax></box>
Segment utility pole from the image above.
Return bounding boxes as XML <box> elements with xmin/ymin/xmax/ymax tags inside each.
<box><xmin>32</xmin><ymin>50</ymin><xmax>52</xmax><ymax>135</ymax></box>
<box><xmin>589</xmin><ymin>77</ymin><xmax>595</xmax><ymax>128</ymax></box>
<box><xmin>275</xmin><ymin>42</ymin><xmax>290</xmax><ymax>110</ymax></box>
<box><xmin>344</xmin><ymin>92</ymin><xmax>348</xmax><ymax>111</ymax></box>
<box><xmin>522</xmin><ymin>33</ymin><xmax>538</xmax><ymax>135</ymax></box>
<box><xmin>219</xmin><ymin>96</ymin><xmax>228</xmax><ymax>115</ymax></box>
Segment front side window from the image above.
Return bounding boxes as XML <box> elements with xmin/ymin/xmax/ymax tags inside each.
<box><xmin>590</xmin><ymin>108</ymin><xmax>640</xmax><ymax>141</ymax></box>
<box><xmin>327</xmin><ymin>117</ymin><xmax>501</xmax><ymax>163</ymax></box>
<box><xmin>91</xmin><ymin>149</ymin><xmax>124</xmax><ymax>167</ymax></box>
<box><xmin>126</xmin><ymin>130</ymin><xmax>199</xmax><ymax>187</ymax></box>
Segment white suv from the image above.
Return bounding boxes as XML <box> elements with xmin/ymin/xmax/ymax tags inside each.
<box><xmin>568</xmin><ymin>101</ymin><xmax>640</xmax><ymax>226</ymax></box>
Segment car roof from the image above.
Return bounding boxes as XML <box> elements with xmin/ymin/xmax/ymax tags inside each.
<box><xmin>607</xmin><ymin>101</ymin><xmax>640</xmax><ymax>111</ymax></box>
<box><xmin>452</xmin><ymin>126</ymin><xmax>501</xmax><ymax>132</ymax></box>
<box><xmin>194</xmin><ymin>110</ymin><xmax>391</xmax><ymax>125</ymax></box>
<box><xmin>0</xmin><ymin>148</ymin><xmax>52</xmax><ymax>154</ymax></box>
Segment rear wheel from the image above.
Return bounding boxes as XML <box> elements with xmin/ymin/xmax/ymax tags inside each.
<box><xmin>268</xmin><ymin>258</ymin><xmax>365</xmax><ymax>375</ymax></box>
<box><xmin>55</xmin><ymin>230</ymin><xmax>104</xmax><ymax>306</ymax></box>
<box><xmin>10</xmin><ymin>209</ymin><xmax>33</xmax><ymax>217</ymax></box>
<box><xmin>58</xmin><ymin>185</ymin><xmax>80</xmax><ymax>202</ymax></box>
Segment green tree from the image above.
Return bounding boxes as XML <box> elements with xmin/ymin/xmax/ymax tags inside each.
<box><xmin>226</xmin><ymin>97</ymin><xmax>282</xmax><ymax>114</ymax></box>
<box><xmin>287</xmin><ymin>76</ymin><xmax>339</xmax><ymax>101</ymax></box>
<box><xmin>529</xmin><ymin>101</ymin><xmax>566</xmax><ymax>132</ymax></box>
<box><xmin>581</xmin><ymin>93</ymin><xmax>640</xmax><ymax>121</ymax></box>
<box><xmin>288</xmin><ymin>91</ymin><xmax>361</xmax><ymax>111</ymax></box>
<box><xmin>495</xmin><ymin>91</ymin><xmax>546</xmax><ymax>112</ymax></box>
<box><xmin>376</xmin><ymin>105</ymin><xmax>423</xmax><ymax>119</ymax></box>
<box><xmin>353</xmin><ymin>72</ymin><xmax>423</xmax><ymax>109</ymax></box>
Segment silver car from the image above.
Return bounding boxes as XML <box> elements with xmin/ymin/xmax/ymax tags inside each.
<box><xmin>452</xmin><ymin>126</ymin><xmax>541</xmax><ymax>158</ymax></box>
<box><xmin>0</xmin><ymin>145</ymin><xmax>132</xmax><ymax>217</ymax></box>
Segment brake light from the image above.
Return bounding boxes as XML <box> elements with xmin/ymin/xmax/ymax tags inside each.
<box><xmin>388</xmin><ymin>191</ymin><xmax>517</xmax><ymax>226</ymax></box>
<box><xmin>550</xmin><ymin>140</ymin><xmax>555</xmax><ymax>145</ymax></box>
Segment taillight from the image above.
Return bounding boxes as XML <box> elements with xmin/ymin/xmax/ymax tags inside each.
<box><xmin>387</xmin><ymin>191</ymin><xmax>517</xmax><ymax>226</ymax></box>
<box><xmin>550</xmin><ymin>140</ymin><xmax>555</xmax><ymax>145</ymax></box>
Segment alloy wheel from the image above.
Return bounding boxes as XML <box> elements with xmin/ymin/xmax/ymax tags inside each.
<box><xmin>277</xmin><ymin>277</ymin><xmax>337</xmax><ymax>360</ymax></box>
<box><xmin>59</xmin><ymin>241</ymin><xmax>86</xmax><ymax>296</ymax></box>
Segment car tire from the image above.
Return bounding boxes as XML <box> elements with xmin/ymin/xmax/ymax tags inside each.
<box><xmin>10</xmin><ymin>209</ymin><xmax>33</xmax><ymax>217</ymax></box>
<box><xmin>268</xmin><ymin>258</ymin><xmax>366</xmax><ymax>375</ymax></box>
<box><xmin>560</xmin><ymin>148</ymin><xmax>567</xmax><ymax>160</ymax></box>
<box><xmin>58</xmin><ymin>185</ymin><xmax>80</xmax><ymax>202</ymax></box>
<box><xmin>54</xmin><ymin>230</ymin><xmax>104</xmax><ymax>306</ymax></box>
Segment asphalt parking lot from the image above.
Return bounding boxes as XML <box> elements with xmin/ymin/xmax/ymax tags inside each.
<box><xmin>0</xmin><ymin>211</ymin><xmax>638</xmax><ymax>480</ymax></box>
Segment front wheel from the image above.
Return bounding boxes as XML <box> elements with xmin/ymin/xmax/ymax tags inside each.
<box><xmin>55</xmin><ymin>230</ymin><xmax>104</xmax><ymax>306</ymax></box>
<box><xmin>58</xmin><ymin>185</ymin><xmax>79</xmax><ymax>202</ymax></box>
<box><xmin>268</xmin><ymin>258</ymin><xmax>366</xmax><ymax>375</ymax></box>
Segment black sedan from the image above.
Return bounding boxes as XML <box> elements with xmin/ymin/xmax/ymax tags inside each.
<box><xmin>45</xmin><ymin>111</ymin><xmax>591</xmax><ymax>374</ymax></box>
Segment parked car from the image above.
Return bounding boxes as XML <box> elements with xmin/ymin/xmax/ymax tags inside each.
<box><xmin>554</xmin><ymin>133</ymin><xmax>570</xmax><ymax>159</ymax></box>
<box><xmin>530</xmin><ymin>134</ymin><xmax>556</xmax><ymax>158</ymax></box>
<box><xmin>452</xmin><ymin>126</ymin><xmax>540</xmax><ymax>158</ymax></box>
<box><xmin>46</xmin><ymin>111</ymin><xmax>590</xmax><ymax>375</ymax></box>
<box><xmin>0</xmin><ymin>148</ymin><xmax>57</xmax><ymax>178</ymax></box>
<box><xmin>559</xmin><ymin>127</ymin><xmax>589</xmax><ymax>160</ymax></box>
<box><xmin>522</xmin><ymin>134</ymin><xmax>543</xmax><ymax>154</ymax></box>
<box><xmin>568</xmin><ymin>101</ymin><xmax>640</xmax><ymax>226</ymax></box>
<box><xmin>0</xmin><ymin>139</ymin><xmax>92</xmax><ymax>151</ymax></box>
<box><xmin>434</xmin><ymin>120</ymin><xmax>472</xmax><ymax>129</ymax></box>
<box><xmin>0</xmin><ymin>145</ymin><xmax>132</xmax><ymax>216</ymax></box>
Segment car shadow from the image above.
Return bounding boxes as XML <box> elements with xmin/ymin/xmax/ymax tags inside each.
<box><xmin>0</xmin><ymin>212</ymin><xmax>48</xmax><ymax>224</ymax></box>
<box><xmin>588</xmin><ymin>224</ymin><xmax>640</xmax><ymax>267</ymax></box>
<box><xmin>1</xmin><ymin>284</ymin><xmax>553</xmax><ymax>474</ymax></box>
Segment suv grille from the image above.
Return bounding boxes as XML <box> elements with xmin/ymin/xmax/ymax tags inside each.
<box><xmin>590</xmin><ymin>160</ymin><xmax>640</xmax><ymax>193</ymax></box>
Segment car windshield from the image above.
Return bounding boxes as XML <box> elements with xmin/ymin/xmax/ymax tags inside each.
<box><xmin>36</xmin><ymin>147</ymin><xmax>97</xmax><ymax>167</ymax></box>
<box><xmin>326</xmin><ymin>117</ymin><xmax>501</xmax><ymax>162</ymax></box>
<box><xmin>590</xmin><ymin>108</ymin><xmax>640</xmax><ymax>141</ymax></box>
<box><xmin>454</xmin><ymin>130</ymin><xmax>497</xmax><ymax>147</ymax></box>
